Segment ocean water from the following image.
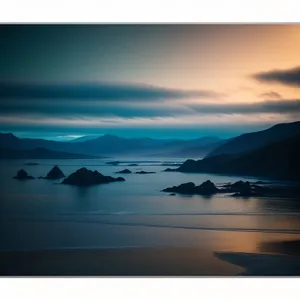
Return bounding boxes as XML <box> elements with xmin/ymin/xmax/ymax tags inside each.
<box><xmin>1</xmin><ymin>158</ymin><xmax>300</xmax><ymax>253</ymax></box>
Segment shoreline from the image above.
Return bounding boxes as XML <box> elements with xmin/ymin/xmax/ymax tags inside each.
<box><xmin>0</xmin><ymin>247</ymin><xmax>243</xmax><ymax>276</ymax></box>
<box><xmin>215</xmin><ymin>251</ymin><xmax>300</xmax><ymax>276</ymax></box>
<box><xmin>1</xmin><ymin>240</ymin><xmax>300</xmax><ymax>276</ymax></box>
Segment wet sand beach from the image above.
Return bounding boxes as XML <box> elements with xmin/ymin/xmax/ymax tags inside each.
<box><xmin>0</xmin><ymin>247</ymin><xmax>244</xmax><ymax>276</ymax></box>
<box><xmin>1</xmin><ymin>240</ymin><xmax>300</xmax><ymax>276</ymax></box>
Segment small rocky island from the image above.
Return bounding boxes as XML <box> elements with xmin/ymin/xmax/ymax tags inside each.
<box><xmin>13</xmin><ymin>169</ymin><xmax>35</xmax><ymax>180</ymax></box>
<box><xmin>116</xmin><ymin>169</ymin><xmax>132</xmax><ymax>174</ymax></box>
<box><xmin>163</xmin><ymin>180</ymin><xmax>219</xmax><ymax>195</ymax></box>
<box><xmin>44</xmin><ymin>165</ymin><xmax>65</xmax><ymax>179</ymax></box>
<box><xmin>162</xmin><ymin>180</ymin><xmax>300</xmax><ymax>198</ymax></box>
<box><xmin>221</xmin><ymin>180</ymin><xmax>255</xmax><ymax>197</ymax></box>
<box><xmin>135</xmin><ymin>171</ymin><xmax>156</xmax><ymax>174</ymax></box>
<box><xmin>62</xmin><ymin>167</ymin><xmax>125</xmax><ymax>186</ymax></box>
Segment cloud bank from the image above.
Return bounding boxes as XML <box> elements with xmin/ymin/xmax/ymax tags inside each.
<box><xmin>253</xmin><ymin>66</ymin><xmax>300</xmax><ymax>87</ymax></box>
<box><xmin>0</xmin><ymin>82</ymin><xmax>220</xmax><ymax>101</ymax></box>
<box><xmin>189</xmin><ymin>99</ymin><xmax>300</xmax><ymax>115</ymax></box>
<box><xmin>0</xmin><ymin>81</ymin><xmax>298</xmax><ymax>139</ymax></box>
<box><xmin>1</xmin><ymin>81</ymin><xmax>298</xmax><ymax>118</ymax></box>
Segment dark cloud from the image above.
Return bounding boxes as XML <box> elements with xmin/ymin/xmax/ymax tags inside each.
<box><xmin>258</xmin><ymin>91</ymin><xmax>282</xmax><ymax>100</ymax></box>
<box><xmin>0</xmin><ymin>83</ymin><xmax>299</xmax><ymax>119</ymax></box>
<box><xmin>253</xmin><ymin>66</ymin><xmax>300</xmax><ymax>87</ymax></box>
<box><xmin>0</xmin><ymin>99</ymin><xmax>194</xmax><ymax>118</ymax></box>
<box><xmin>0</xmin><ymin>82</ymin><xmax>223</xmax><ymax>119</ymax></box>
<box><xmin>189</xmin><ymin>99</ymin><xmax>300</xmax><ymax>115</ymax></box>
<box><xmin>0</xmin><ymin>82</ymin><xmax>220</xmax><ymax>101</ymax></box>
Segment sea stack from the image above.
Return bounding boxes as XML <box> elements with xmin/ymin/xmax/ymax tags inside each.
<box><xmin>13</xmin><ymin>169</ymin><xmax>34</xmax><ymax>180</ymax></box>
<box><xmin>44</xmin><ymin>165</ymin><xmax>65</xmax><ymax>179</ymax></box>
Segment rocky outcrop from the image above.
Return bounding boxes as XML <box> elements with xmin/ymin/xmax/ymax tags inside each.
<box><xmin>163</xmin><ymin>182</ymin><xmax>195</xmax><ymax>194</ymax></box>
<box><xmin>62</xmin><ymin>167</ymin><xmax>125</xmax><ymax>186</ymax></box>
<box><xmin>116</xmin><ymin>169</ymin><xmax>132</xmax><ymax>174</ymax></box>
<box><xmin>13</xmin><ymin>169</ymin><xmax>34</xmax><ymax>180</ymax></box>
<box><xmin>221</xmin><ymin>180</ymin><xmax>261</xmax><ymax>197</ymax></box>
<box><xmin>163</xmin><ymin>179</ymin><xmax>300</xmax><ymax>198</ymax></box>
<box><xmin>0</xmin><ymin>147</ymin><xmax>101</xmax><ymax>159</ymax></box>
<box><xmin>162</xmin><ymin>180</ymin><xmax>219</xmax><ymax>195</ymax></box>
<box><xmin>44</xmin><ymin>165</ymin><xmax>65</xmax><ymax>179</ymax></box>
<box><xmin>135</xmin><ymin>171</ymin><xmax>156</xmax><ymax>174</ymax></box>
<box><xmin>196</xmin><ymin>180</ymin><xmax>220</xmax><ymax>194</ymax></box>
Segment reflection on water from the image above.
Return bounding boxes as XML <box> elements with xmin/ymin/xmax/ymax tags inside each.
<box><xmin>72</xmin><ymin>187</ymin><xmax>94</xmax><ymax>211</ymax></box>
<box><xmin>260</xmin><ymin>197</ymin><xmax>300</xmax><ymax>213</ymax></box>
<box><xmin>1</xmin><ymin>158</ymin><xmax>300</xmax><ymax>252</ymax></box>
<box><xmin>259</xmin><ymin>239</ymin><xmax>300</xmax><ymax>255</ymax></box>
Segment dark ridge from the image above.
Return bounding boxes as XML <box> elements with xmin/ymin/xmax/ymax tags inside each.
<box><xmin>207</xmin><ymin>121</ymin><xmax>300</xmax><ymax>158</ymax></box>
<box><xmin>0</xmin><ymin>147</ymin><xmax>100</xmax><ymax>159</ymax></box>
<box><xmin>177</xmin><ymin>134</ymin><xmax>300</xmax><ymax>181</ymax></box>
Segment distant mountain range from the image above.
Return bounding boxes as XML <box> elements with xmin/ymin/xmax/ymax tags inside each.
<box><xmin>177</xmin><ymin>121</ymin><xmax>300</xmax><ymax>180</ymax></box>
<box><xmin>3</xmin><ymin>121</ymin><xmax>299</xmax><ymax>165</ymax></box>
<box><xmin>0</xmin><ymin>133</ymin><xmax>224</xmax><ymax>159</ymax></box>
<box><xmin>0</xmin><ymin>147</ymin><xmax>103</xmax><ymax>159</ymax></box>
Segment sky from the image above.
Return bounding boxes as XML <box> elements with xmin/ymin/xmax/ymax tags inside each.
<box><xmin>0</xmin><ymin>24</ymin><xmax>300</xmax><ymax>140</ymax></box>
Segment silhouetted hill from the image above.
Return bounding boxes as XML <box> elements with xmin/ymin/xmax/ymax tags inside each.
<box><xmin>177</xmin><ymin>134</ymin><xmax>300</xmax><ymax>180</ymax></box>
<box><xmin>0</xmin><ymin>133</ymin><xmax>77</xmax><ymax>153</ymax></box>
<box><xmin>207</xmin><ymin>121</ymin><xmax>300</xmax><ymax>158</ymax></box>
<box><xmin>0</xmin><ymin>133</ymin><xmax>223</xmax><ymax>158</ymax></box>
<box><xmin>0</xmin><ymin>147</ymin><xmax>101</xmax><ymax>159</ymax></box>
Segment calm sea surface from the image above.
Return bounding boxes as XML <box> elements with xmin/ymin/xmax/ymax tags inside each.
<box><xmin>1</xmin><ymin>158</ymin><xmax>300</xmax><ymax>253</ymax></box>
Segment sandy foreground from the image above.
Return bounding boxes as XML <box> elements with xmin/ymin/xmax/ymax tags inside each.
<box><xmin>0</xmin><ymin>248</ymin><xmax>243</xmax><ymax>276</ymax></box>
<box><xmin>215</xmin><ymin>251</ymin><xmax>300</xmax><ymax>276</ymax></box>
<box><xmin>1</xmin><ymin>241</ymin><xmax>300</xmax><ymax>276</ymax></box>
